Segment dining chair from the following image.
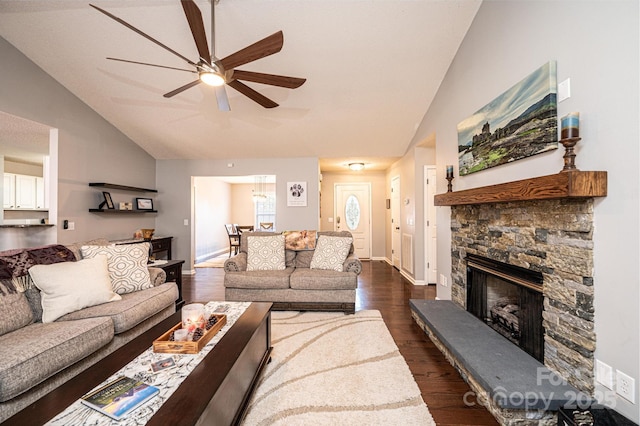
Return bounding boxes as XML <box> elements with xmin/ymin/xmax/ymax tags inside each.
<box><xmin>259</xmin><ymin>222</ymin><xmax>274</xmax><ymax>231</ymax></box>
<box><xmin>224</xmin><ymin>224</ymin><xmax>240</xmax><ymax>257</ymax></box>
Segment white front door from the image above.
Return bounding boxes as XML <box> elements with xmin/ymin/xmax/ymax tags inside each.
<box><xmin>335</xmin><ymin>183</ymin><xmax>371</xmax><ymax>259</ymax></box>
<box><xmin>391</xmin><ymin>176</ymin><xmax>401</xmax><ymax>269</ymax></box>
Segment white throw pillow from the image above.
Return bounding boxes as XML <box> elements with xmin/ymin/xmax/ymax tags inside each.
<box><xmin>247</xmin><ymin>235</ymin><xmax>286</xmax><ymax>271</ymax></box>
<box><xmin>29</xmin><ymin>255</ymin><xmax>122</xmax><ymax>323</ymax></box>
<box><xmin>310</xmin><ymin>235</ymin><xmax>353</xmax><ymax>272</ymax></box>
<box><xmin>80</xmin><ymin>243</ymin><xmax>152</xmax><ymax>294</ymax></box>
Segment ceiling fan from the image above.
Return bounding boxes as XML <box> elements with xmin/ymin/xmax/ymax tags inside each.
<box><xmin>89</xmin><ymin>0</ymin><xmax>306</xmax><ymax>111</ymax></box>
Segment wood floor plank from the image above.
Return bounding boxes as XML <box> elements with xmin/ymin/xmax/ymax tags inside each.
<box><xmin>182</xmin><ymin>260</ymin><xmax>498</xmax><ymax>425</ymax></box>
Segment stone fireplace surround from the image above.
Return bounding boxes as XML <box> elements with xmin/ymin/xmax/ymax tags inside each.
<box><xmin>450</xmin><ymin>198</ymin><xmax>596</xmax><ymax>394</ymax></box>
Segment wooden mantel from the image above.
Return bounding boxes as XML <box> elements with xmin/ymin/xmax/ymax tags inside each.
<box><xmin>434</xmin><ymin>171</ymin><xmax>607</xmax><ymax>206</ymax></box>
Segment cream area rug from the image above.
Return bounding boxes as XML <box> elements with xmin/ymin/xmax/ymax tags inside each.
<box><xmin>242</xmin><ymin>310</ymin><xmax>436</xmax><ymax>426</ymax></box>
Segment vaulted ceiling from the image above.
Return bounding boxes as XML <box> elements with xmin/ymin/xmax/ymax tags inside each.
<box><xmin>0</xmin><ymin>0</ymin><xmax>481</xmax><ymax>172</ymax></box>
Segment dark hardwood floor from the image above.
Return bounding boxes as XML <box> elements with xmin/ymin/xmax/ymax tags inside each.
<box><xmin>183</xmin><ymin>260</ymin><xmax>498</xmax><ymax>426</ymax></box>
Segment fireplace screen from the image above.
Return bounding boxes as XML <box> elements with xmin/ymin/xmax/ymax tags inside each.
<box><xmin>466</xmin><ymin>254</ymin><xmax>544</xmax><ymax>361</ymax></box>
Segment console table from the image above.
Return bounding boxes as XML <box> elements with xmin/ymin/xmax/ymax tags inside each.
<box><xmin>154</xmin><ymin>260</ymin><xmax>185</xmax><ymax>309</ymax></box>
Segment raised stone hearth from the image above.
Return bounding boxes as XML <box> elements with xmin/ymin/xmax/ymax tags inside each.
<box><xmin>450</xmin><ymin>198</ymin><xmax>596</xmax><ymax>394</ymax></box>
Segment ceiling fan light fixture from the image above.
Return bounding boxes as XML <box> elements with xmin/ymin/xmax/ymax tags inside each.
<box><xmin>199</xmin><ymin>71</ymin><xmax>225</xmax><ymax>87</ymax></box>
<box><xmin>349</xmin><ymin>162</ymin><xmax>365</xmax><ymax>171</ymax></box>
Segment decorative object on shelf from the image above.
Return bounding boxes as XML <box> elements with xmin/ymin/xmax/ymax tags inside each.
<box><xmin>446</xmin><ymin>165</ymin><xmax>454</xmax><ymax>192</ymax></box>
<box><xmin>457</xmin><ymin>61</ymin><xmax>558</xmax><ymax>175</ymax></box>
<box><xmin>141</xmin><ymin>228</ymin><xmax>155</xmax><ymax>241</ymax></box>
<box><xmin>119</xmin><ymin>202</ymin><xmax>132</xmax><ymax>210</ymax></box>
<box><xmin>99</xmin><ymin>191</ymin><xmax>115</xmax><ymax>210</ymax></box>
<box><xmin>560</xmin><ymin>112</ymin><xmax>581</xmax><ymax>172</ymax></box>
<box><xmin>136</xmin><ymin>197</ymin><xmax>154</xmax><ymax>211</ymax></box>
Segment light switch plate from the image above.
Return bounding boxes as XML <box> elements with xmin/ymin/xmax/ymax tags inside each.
<box><xmin>558</xmin><ymin>78</ymin><xmax>571</xmax><ymax>102</ymax></box>
<box><xmin>596</xmin><ymin>359</ymin><xmax>613</xmax><ymax>389</ymax></box>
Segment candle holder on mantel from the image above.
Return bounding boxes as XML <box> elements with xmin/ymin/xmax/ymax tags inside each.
<box><xmin>446</xmin><ymin>176</ymin><xmax>454</xmax><ymax>192</ymax></box>
<box><xmin>560</xmin><ymin>137</ymin><xmax>581</xmax><ymax>172</ymax></box>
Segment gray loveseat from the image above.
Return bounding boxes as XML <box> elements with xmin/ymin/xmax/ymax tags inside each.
<box><xmin>224</xmin><ymin>231</ymin><xmax>361</xmax><ymax>314</ymax></box>
<box><xmin>0</xmin><ymin>239</ymin><xmax>178</xmax><ymax>422</ymax></box>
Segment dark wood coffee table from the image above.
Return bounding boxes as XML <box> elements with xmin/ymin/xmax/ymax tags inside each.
<box><xmin>5</xmin><ymin>302</ymin><xmax>272</xmax><ymax>426</ymax></box>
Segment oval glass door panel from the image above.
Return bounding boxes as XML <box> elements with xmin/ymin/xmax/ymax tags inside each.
<box><xmin>345</xmin><ymin>195</ymin><xmax>360</xmax><ymax>230</ymax></box>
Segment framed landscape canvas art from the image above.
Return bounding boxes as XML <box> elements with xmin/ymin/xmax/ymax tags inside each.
<box><xmin>457</xmin><ymin>61</ymin><xmax>558</xmax><ymax>175</ymax></box>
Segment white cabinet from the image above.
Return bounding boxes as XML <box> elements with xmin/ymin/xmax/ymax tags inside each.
<box><xmin>3</xmin><ymin>173</ymin><xmax>15</xmax><ymax>209</ymax></box>
<box><xmin>36</xmin><ymin>177</ymin><xmax>45</xmax><ymax>209</ymax></box>
<box><xmin>3</xmin><ymin>173</ymin><xmax>46</xmax><ymax>210</ymax></box>
<box><xmin>15</xmin><ymin>175</ymin><xmax>37</xmax><ymax>209</ymax></box>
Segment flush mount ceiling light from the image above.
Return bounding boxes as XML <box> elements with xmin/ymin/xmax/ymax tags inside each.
<box><xmin>349</xmin><ymin>163</ymin><xmax>365</xmax><ymax>171</ymax></box>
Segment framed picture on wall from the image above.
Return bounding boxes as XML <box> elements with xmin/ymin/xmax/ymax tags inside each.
<box><xmin>136</xmin><ymin>198</ymin><xmax>154</xmax><ymax>211</ymax></box>
<box><xmin>102</xmin><ymin>192</ymin><xmax>115</xmax><ymax>210</ymax></box>
<box><xmin>287</xmin><ymin>182</ymin><xmax>307</xmax><ymax>207</ymax></box>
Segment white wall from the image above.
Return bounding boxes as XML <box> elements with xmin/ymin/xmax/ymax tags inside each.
<box><xmin>156</xmin><ymin>157</ymin><xmax>319</xmax><ymax>271</ymax></box>
<box><xmin>405</xmin><ymin>1</ymin><xmax>639</xmax><ymax>421</ymax></box>
<box><xmin>0</xmin><ymin>37</ymin><xmax>157</xmax><ymax>247</ymax></box>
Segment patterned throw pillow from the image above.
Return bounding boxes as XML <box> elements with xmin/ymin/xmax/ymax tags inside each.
<box><xmin>0</xmin><ymin>258</ymin><xmax>34</xmax><ymax>335</ymax></box>
<box><xmin>247</xmin><ymin>235</ymin><xmax>286</xmax><ymax>271</ymax></box>
<box><xmin>310</xmin><ymin>235</ymin><xmax>353</xmax><ymax>272</ymax></box>
<box><xmin>80</xmin><ymin>243</ymin><xmax>152</xmax><ymax>294</ymax></box>
<box><xmin>283</xmin><ymin>230</ymin><xmax>317</xmax><ymax>251</ymax></box>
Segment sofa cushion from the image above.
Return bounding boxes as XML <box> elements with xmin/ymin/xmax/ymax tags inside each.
<box><xmin>0</xmin><ymin>280</ymin><xmax>33</xmax><ymax>337</ymax></box>
<box><xmin>57</xmin><ymin>282</ymin><xmax>178</xmax><ymax>334</ymax></box>
<box><xmin>318</xmin><ymin>231</ymin><xmax>355</xmax><ymax>254</ymax></box>
<box><xmin>224</xmin><ymin>268</ymin><xmax>294</xmax><ymax>289</ymax></box>
<box><xmin>0</xmin><ymin>316</ymin><xmax>114</xmax><ymax>402</ymax></box>
<box><xmin>65</xmin><ymin>238</ymin><xmax>110</xmax><ymax>261</ymax></box>
<box><xmin>290</xmin><ymin>269</ymin><xmax>358</xmax><ymax>290</ymax></box>
<box><xmin>240</xmin><ymin>231</ymin><xmax>279</xmax><ymax>254</ymax></box>
<box><xmin>247</xmin><ymin>235</ymin><xmax>286</xmax><ymax>271</ymax></box>
<box><xmin>294</xmin><ymin>250</ymin><xmax>314</xmax><ymax>269</ymax></box>
<box><xmin>29</xmin><ymin>255</ymin><xmax>122</xmax><ymax>323</ymax></box>
<box><xmin>81</xmin><ymin>243</ymin><xmax>152</xmax><ymax>294</ymax></box>
<box><xmin>310</xmin><ymin>235</ymin><xmax>353</xmax><ymax>272</ymax></box>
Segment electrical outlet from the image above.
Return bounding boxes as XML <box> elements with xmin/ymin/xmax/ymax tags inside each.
<box><xmin>616</xmin><ymin>370</ymin><xmax>636</xmax><ymax>403</ymax></box>
<box><xmin>596</xmin><ymin>360</ymin><xmax>614</xmax><ymax>389</ymax></box>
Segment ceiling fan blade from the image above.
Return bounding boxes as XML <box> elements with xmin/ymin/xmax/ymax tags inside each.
<box><xmin>219</xmin><ymin>31</ymin><xmax>284</xmax><ymax>70</ymax></box>
<box><xmin>227</xmin><ymin>80</ymin><xmax>278</xmax><ymax>108</ymax></box>
<box><xmin>163</xmin><ymin>79</ymin><xmax>202</xmax><ymax>98</ymax></box>
<box><xmin>232</xmin><ymin>70</ymin><xmax>306</xmax><ymax>89</ymax></box>
<box><xmin>180</xmin><ymin>0</ymin><xmax>211</xmax><ymax>63</ymax></box>
<box><xmin>107</xmin><ymin>57</ymin><xmax>197</xmax><ymax>73</ymax></box>
<box><xmin>215</xmin><ymin>86</ymin><xmax>231</xmax><ymax>112</ymax></box>
<box><xmin>90</xmin><ymin>4</ymin><xmax>196</xmax><ymax>66</ymax></box>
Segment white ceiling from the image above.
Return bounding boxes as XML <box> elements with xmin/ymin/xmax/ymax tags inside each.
<box><xmin>0</xmin><ymin>0</ymin><xmax>481</xmax><ymax>172</ymax></box>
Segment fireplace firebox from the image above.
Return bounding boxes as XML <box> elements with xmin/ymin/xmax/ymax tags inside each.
<box><xmin>466</xmin><ymin>254</ymin><xmax>544</xmax><ymax>361</ymax></box>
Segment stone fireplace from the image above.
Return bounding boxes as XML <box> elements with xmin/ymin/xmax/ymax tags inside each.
<box><xmin>466</xmin><ymin>253</ymin><xmax>545</xmax><ymax>362</ymax></box>
<box><xmin>451</xmin><ymin>198</ymin><xmax>596</xmax><ymax>394</ymax></box>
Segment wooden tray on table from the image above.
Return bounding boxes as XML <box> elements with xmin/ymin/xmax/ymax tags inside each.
<box><xmin>153</xmin><ymin>314</ymin><xmax>226</xmax><ymax>354</ymax></box>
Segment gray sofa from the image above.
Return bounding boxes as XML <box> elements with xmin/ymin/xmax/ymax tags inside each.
<box><xmin>0</xmin><ymin>239</ymin><xmax>178</xmax><ymax>422</ymax></box>
<box><xmin>224</xmin><ymin>231</ymin><xmax>361</xmax><ymax>313</ymax></box>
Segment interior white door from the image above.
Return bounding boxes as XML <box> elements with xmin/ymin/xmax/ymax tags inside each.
<box><xmin>425</xmin><ymin>166</ymin><xmax>437</xmax><ymax>284</ymax></box>
<box><xmin>335</xmin><ymin>183</ymin><xmax>371</xmax><ymax>259</ymax></box>
<box><xmin>391</xmin><ymin>176</ymin><xmax>401</xmax><ymax>269</ymax></box>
